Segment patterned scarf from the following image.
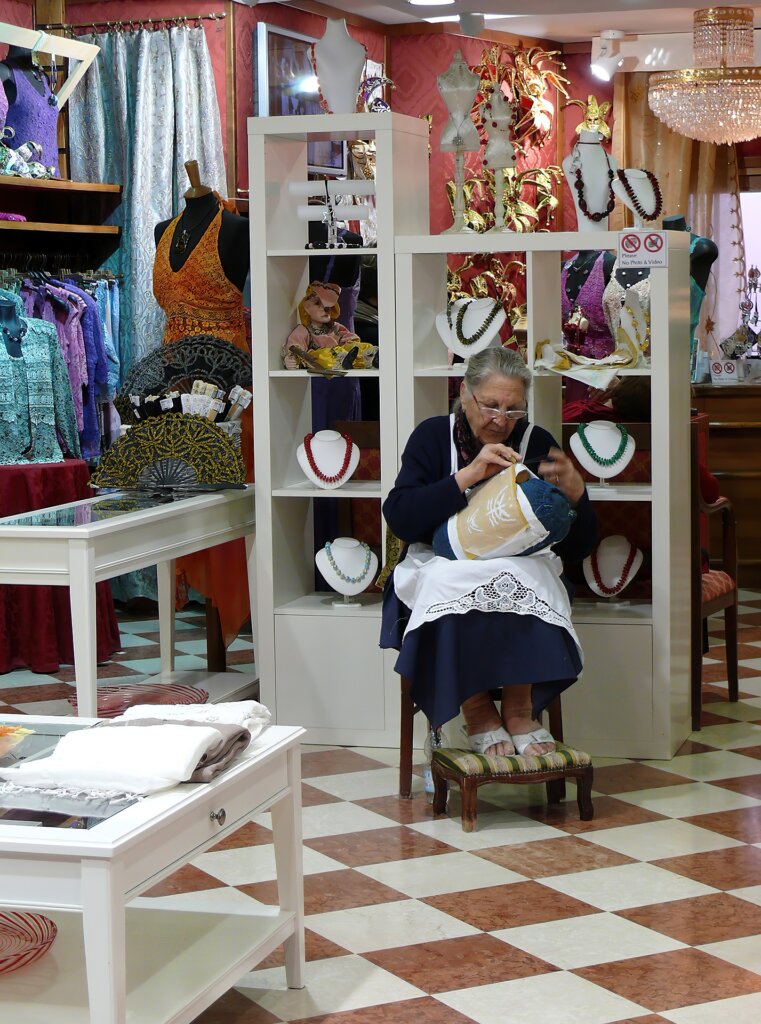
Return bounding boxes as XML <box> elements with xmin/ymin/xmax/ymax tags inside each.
<box><xmin>453</xmin><ymin>406</ymin><xmax>525</xmax><ymax>468</ymax></box>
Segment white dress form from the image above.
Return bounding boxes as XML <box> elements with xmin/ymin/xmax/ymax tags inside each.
<box><xmin>438</xmin><ymin>50</ymin><xmax>481</xmax><ymax>235</ymax></box>
<box><xmin>434</xmin><ymin>298</ymin><xmax>507</xmax><ymax>359</ymax></box>
<box><xmin>563</xmin><ymin>129</ymin><xmax>618</xmax><ymax>233</ymax></box>
<box><xmin>297</xmin><ymin>429</ymin><xmax>360</xmax><ymax>490</ymax></box>
<box><xmin>569</xmin><ymin>420</ymin><xmax>635</xmax><ymax>482</ymax></box>
<box><xmin>583</xmin><ymin>534</ymin><xmax>643</xmax><ymax>600</ymax></box>
<box><xmin>313</xmin><ymin>18</ymin><xmax>366</xmax><ymax>115</ymax></box>
<box><xmin>482</xmin><ymin>88</ymin><xmax>517</xmax><ymax>234</ymax></box>
<box><xmin>315</xmin><ymin>537</ymin><xmax>378</xmax><ymax>607</ymax></box>
<box><xmin>611</xmin><ymin>168</ymin><xmax>661</xmax><ymax>230</ymax></box>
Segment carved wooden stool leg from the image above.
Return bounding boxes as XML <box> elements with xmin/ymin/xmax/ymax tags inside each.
<box><xmin>577</xmin><ymin>767</ymin><xmax>594</xmax><ymax>820</ymax></box>
<box><xmin>432</xmin><ymin>766</ymin><xmax>448</xmax><ymax>816</ymax></box>
<box><xmin>546</xmin><ymin>778</ymin><xmax>565</xmax><ymax>805</ymax></box>
<box><xmin>399</xmin><ymin>677</ymin><xmax>414</xmax><ymax>799</ymax></box>
<box><xmin>460</xmin><ymin>778</ymin><xmax>479</xmax><ymax>832</ymax></box>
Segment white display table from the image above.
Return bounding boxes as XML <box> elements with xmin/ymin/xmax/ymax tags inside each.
<box><xmin>0</xmin><ymin>488</ymin><xmax>256</xmax><ymax>716</ymax></box>
<box><xmin>0</xmin><ymin>716</ymin><xmax>304</xmax><ymax>1023</ymax></box>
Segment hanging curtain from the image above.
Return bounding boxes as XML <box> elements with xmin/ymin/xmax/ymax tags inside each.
<box><xmin>69</xmin><ymin>25</ymin><xmax>227</xmax><ymax>375</ymax></box>
<box><xmin>611</xmin><ymin>71</ymin><xmax>745</xmax><ymax>362</ymax></box>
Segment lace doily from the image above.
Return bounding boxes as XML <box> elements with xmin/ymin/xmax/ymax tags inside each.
<box><xmin>426</xmin><ymin>569</ymin><xmax>573</xmax><ymax>632</ymax></box>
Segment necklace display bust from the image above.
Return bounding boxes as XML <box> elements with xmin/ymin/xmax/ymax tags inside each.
<box><xmin>569</xmin><ymin>420</ymin><xmax>635</xmax><ymax>480</ymax></box>
<box><xmin>611</xmin><ymin>168</ymin><xmax>663</xmax><ymax>230</ymax></box>
<box><xmin>438</xmin><ymin>50</ymin><xmax>480</xmax><ymax>235</ymax></box>
<box><xmin>583</xmin><ymin>534</ymin><xmax>643</xmax><ymax>598</ymax></box>
<box><xmin>297</xmin><ymin>429</ymin><xmax>359</xmax><ymax>490</ymax></box>
<box><xmin>435</xmin><ymin>298</ymin><xmax>506</xmax><ymax>359</ymax></box>
<box><xmin>313</xmin><ymin>18</ymin><xmax>366</xmax><ymax>115</ymax></box>
<box><xmin>316</xmin><ymin>537</ymin><xmax>378</xmax><ymax>605</ymax></box>
<box><xmin>563</xmin><ymin>130</ymin><xmax>618</xmax><ymax>232</ymax></box>
<box><xmin>483</xmin><ymin>88</ymin><xmax>517</xmax><ymax>233</ymax></box>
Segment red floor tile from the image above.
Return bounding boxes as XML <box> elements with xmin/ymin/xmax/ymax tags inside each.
<box><xmin>653</xmin><ymin>844</ymin><xmax>761</xmax><ymax>889</ymax></box>
<box><xmin>142</xmin><ymin>864</ymin><xmax>226</xmax><ymax>897</ymax></box>
<box><xmin>191</xmin><ymin>989</ymin><xmax>282</xmax><ymax>1023</ymax></box>
<box><xmin>255</xmin><ymin>929</ymin><xmax>349</xmax><ymax>969</ymax></box>
<box><xmin>516</xmin><ymin>794</ymin><xmax>667</xmax><ymax>833</ymax></box>
<box><xmin>304</xmin><ymin>826</ymin><xmax>457</xmax><ymax>867</ymax></box>
<box><xmin>300</xmin><ymin>749</ymin><xmax>388</xmax><ymax>779</ymax></box>
<box><xmin>473</xmin><ymin>836</ymin><xmax>635</xmax><ymax>878</ymax></box>
<box><xmin>618</xmin><ymin>892</ymin><xmax>761</xmax><ymax>944</ymax></box>
<box><xmin>591</xmin><ymin>763</ymin><xmax>691</xmax><ymax>795</ymax></box>
<box><xmin>682</xmin><ymin>804</ymin><xmax>761</xmax><ymax>843</ymax></box>
<box><xmin>289</xmin><ymin>997</ymin><xmax>479</xmax><ymax>1024</ymax></box>
<box><xmin>423</xmin><ymin>880</ymin><xmax>597</xmax><ymax>931</ymax></box>
<box><xmin>239</xmin><ymin>869</ymin><xmax>406</xmax><ymax>914</ymax></box>
<box><xmin>209</xmin><ymin>821</ymin><xmax>273</xmax><ymax>851</ymax></box>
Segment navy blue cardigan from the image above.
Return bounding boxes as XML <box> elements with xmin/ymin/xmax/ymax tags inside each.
<box><xmin>383</xmin><ymin>415</ymin><xmax>597</xmax><ymax>564</ymax></box>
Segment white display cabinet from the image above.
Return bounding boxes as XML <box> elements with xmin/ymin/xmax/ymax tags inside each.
<box><xmin>394</xmin><ymin>230</ymin><xmax>692</xmax><ymax>759</ymax></box>
<box><xmin>249</xmin><ymin>113</ymin><xmax>430</xmax><ymax>745</ymax></box>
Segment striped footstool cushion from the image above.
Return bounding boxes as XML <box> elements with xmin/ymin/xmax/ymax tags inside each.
<box><xmin>433</xmin><ymin>742</ymin><xmax>591</xmax><ymax>777</ymax></box>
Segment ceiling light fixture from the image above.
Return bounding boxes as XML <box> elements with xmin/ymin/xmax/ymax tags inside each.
<box><xmin>408</xmin><ymin>1</ymin><xmax>455</xmax><ymax>7</ymax></box>
<box><xmin>649</xmin><ymin>6</ymin><xmax>761</xmax><ymax>145</ymax></box>
<box><xmin>590</xmin><ymin>29</ymin><xmax>625</xmax><ymax>81</ymax></box>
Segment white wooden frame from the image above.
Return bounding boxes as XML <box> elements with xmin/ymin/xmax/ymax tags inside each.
<box><xmin>0</xmin><ymin>22</ymin><xmax>99</xmax><ymax>109</ymax></box>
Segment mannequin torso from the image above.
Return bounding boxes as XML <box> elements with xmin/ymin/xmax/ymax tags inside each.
<box><xmin>313</xmin><ymin>19</ymin><xmax>365</xmax><ymax>115</ymax></box>
<box><xmin>482</xmin><ymin>89</ymin><xmax>516</xmax><ymax>170</ymax></box>
<box><xmin>154</xmin><ymin>193</ymin><xmax>249</xmax><ymax>291</ymax></box>
<box><xmin>563</xmin><ymin>130</ymin><xmax>618</xmax><ymax>231</ymax></box>
<box><xmin>0</xmin><ymin>297</ymin><xmax>23</xmax><ymax>357</ymax></box>
<box><xmin>438</xmin><ymin>50</ymin><xmax>481</xmax><ymax>153</ymax></box>
<box><xmin>0</xmin><ymin>45</ymin><xmax>59</xmax><ymax>173</ymax></box>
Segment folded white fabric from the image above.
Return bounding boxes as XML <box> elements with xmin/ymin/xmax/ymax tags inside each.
<box><xmin>0</xmin><ymin>723</ymin><xmax>221</xmax><ymax>797</ymax></box>
<box><xmin>118</xmin><ymin>700</ymin><xmax>271</xmax><ymax>740</ymax></box>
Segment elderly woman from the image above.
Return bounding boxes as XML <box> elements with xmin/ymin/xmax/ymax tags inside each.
<box><xmin>380</xmin><ymin>347</ymin><xmax>596</xmax><ymax>757</ymax></box>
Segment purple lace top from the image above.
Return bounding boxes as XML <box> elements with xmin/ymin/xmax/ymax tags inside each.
<box><xmin>0</xmin><ymin>79</ymin><xmax>7</xmax><ymax>130</ymax></box>
<box><xmin>4</xmin><ymin>67</ymin><xmax>59</xmax><ymax>175</ymax></box>
<box><xmin>560</xmin><ymin>253</ymin><xmax>615</xmax><ymax>360</ymax></box>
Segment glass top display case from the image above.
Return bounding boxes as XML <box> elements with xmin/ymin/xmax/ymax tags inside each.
<box><xmin>0</xmin><ymin>494</ymin><xmax>171</xmax><ymax>528</ymax></box>
<box><xmin>0</xmin><ymin>718</ymin><xmax>136</xmax><ymax>828</ymax></box>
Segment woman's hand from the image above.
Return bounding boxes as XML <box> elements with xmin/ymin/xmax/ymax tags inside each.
<box><xmin>538</xmin><ymin>446</ymin><xmax>585</xmax><ymax>505</ymax></box>
<box><xmin>455</xmin><ymin>443</ymin><xmax>519</xmax><ymax>492</ymax></box>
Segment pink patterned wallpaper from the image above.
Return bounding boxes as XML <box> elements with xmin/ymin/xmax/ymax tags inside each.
<box><xmin>0</xmin><ymin>1</ymin><xmax>34</xmax><ymax>58</ymax></box>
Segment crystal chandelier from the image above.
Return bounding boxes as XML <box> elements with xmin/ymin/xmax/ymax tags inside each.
<box><xmin>649</xmin><ymin>7</ymin><xmax>761</xmax><ymax>145</ymax></box>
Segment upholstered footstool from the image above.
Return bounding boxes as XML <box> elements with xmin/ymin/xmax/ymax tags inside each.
<box><xmin>431</xmin><ymin>744</ymin><xmax>594</xmax><ymax>832</ymax></box>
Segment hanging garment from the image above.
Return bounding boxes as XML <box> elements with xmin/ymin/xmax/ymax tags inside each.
<box><xmin>3</xmin><ymin>66</ymin><xmax>59</xmax><ymax>174</ymax></box>
<box><xmin>152</xmin><ymin>205</ymin><xmax>246</xmax><ymax>347</ymax></box>
<box><xmin>561</xmin><ymin>253</ymin><xmax>616</xmax><ymax>360</ymax></box>
<box><xmin>0</xmin><ymin>305</ymin><xmax>81</xmax><ymax>465</ymax></box>
<box><xmin>602</xmin><ymin>260</ymin><xmax>651</xmax><ymax>344</ymax></box>
<box><xmin>60</xmin><ymin>279</ymin><xmax>109</xmax><ymax>459</ymax></box>
<box><xmin>95</xmin><ymin>278</ymin><xmax>120</xmax><ymax>397</ymax></box>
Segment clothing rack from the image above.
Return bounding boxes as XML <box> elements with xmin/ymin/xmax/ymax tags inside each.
<box><xmin>38</xmin><ymin>12</ymin><xmax>226</xmax><ymax>34</ymax></box>
<box><xmin>0</xmin><ymin>251</ymin><xmax>120</xmax><ymax>274</ymax></box>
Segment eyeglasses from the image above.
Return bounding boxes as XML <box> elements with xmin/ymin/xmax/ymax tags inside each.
<box><xmin>468</xmin><ymin>391</ymin><xmax>527</xmax><ymax>422</ymax></box>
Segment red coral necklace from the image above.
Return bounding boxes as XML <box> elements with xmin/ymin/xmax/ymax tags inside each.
<box><xmin>303</xmin><ymin>433</ymin><xmax>353</xmax><ymax>484</ymax></box>
<box><xmin>590</xmin><ymin>541</ymin><xmax>637</xmax><ymax>596</ymax></box>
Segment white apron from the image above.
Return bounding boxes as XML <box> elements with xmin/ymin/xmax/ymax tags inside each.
<box><xmin>393</xmin><ymin>416</ymin><xmax>582</xmax><ymax>659</ymax></box>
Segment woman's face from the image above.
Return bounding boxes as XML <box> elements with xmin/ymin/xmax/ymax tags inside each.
<box><xmin>461</xmin><ymin>373</ymin><xmax>527</xmax><ymax>447</ymax></box>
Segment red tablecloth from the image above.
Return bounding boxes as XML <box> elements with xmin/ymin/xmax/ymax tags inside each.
<box><xmin>0</xmin><ymin>461</ymin><xmax>121</xmax><ymax>674</ymax></box>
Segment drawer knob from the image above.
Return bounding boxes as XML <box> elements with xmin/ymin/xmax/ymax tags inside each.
<box><xmin>209</xmin><ymin>808</ymin><xmax>227</xmax><ymax>827</ymax></box>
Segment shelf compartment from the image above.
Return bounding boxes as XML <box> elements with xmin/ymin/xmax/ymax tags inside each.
<box><xmin>0</xmin><ymin>175</ymin><xmax>122</xmax><ymax>223</ymax></box>
<box><xmin>414</xmin><ymin>365</ymin><xmax>466</xmax><ymax>377</ymax></box>
<box><xmin>272</xmin><ymin>481</ymin><xmax>383</xmax><ymax>498</ymax></box>
<box><xmin>534</xmin><ymin>367</ymin><xmax>652</xmax><ymax>378</ymax></box>
<box><xmin>0</xmin><ymin>904</ymin><xmax>295</xmax><ymax>1024</ymax></box>
<box><xmin>267</xmin><ymin>247</ymin><xmax>378</xmax><ymax>257</ymax></box>
<box><xmin>572</xmin><ymin>600</ymin><xmax>653</xmax><ymax>625</ymax></box>
<box><xmin>586</xmin><ymin>483</ymin><xmax>652</xmax><ymax>501</ymax></box>
<box><xmin>270</xmin><ymin>369</ymin><xmax>380</xmax><ymax>379</ymax></box>
<box><xmin>275</xmin><ymin>592</ymin><xmax>383</xmax><ymax>616</ymax></box>
<box><xmin>0</xmin><ymin>220</ymin><xmax>121</xmax><ymax>264</ymax></box>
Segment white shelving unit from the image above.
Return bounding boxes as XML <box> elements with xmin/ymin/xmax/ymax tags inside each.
<box><xmin>249</xmin><ymin>113</ymin><xmax>430</xmax><ymax>746</ymax></box>
<box><xmin>394</xmin><ymin>230</ymin><xmax>692</xmax><ymax>759</ymax></box>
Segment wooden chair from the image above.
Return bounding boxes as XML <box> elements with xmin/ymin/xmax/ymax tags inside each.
<box><xmin>691</xmin><ymin>415</ymin><xmax>739</xmax><ymax>731</ymax></box>
<box><xmin>399</xmin><ymin>679</ymin><xmax>593</xmax><ymax>832</ymax></box>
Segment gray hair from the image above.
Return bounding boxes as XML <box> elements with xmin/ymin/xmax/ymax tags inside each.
<box><xmin>462</xmin><ymin>346</ymin><xmax>532</xmax><ymax>399</ymax></box>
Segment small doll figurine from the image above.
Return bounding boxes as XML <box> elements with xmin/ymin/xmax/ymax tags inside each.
<box><xmin>283</xmin><ymin>281</ymin><xmax>378</xmax><ymax>372</ymax></box>
<box><xmin>563</xmin><ymin>303</ymin><xmax>590</xmax><ymax>353</ymax></box>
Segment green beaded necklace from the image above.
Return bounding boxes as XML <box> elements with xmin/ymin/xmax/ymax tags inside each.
<box><xmin>577</xmin><ymin>423</ymin><xmax>629</xmax><ymax>466</ymax></box>
<box><xmin>446</xmin><ymin>299</ymin><xmax>502</xmax><ymax>347</ymax></box>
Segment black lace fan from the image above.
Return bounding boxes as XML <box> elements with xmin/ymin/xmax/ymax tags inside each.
<box><xmin>116</xmin><ymin>335</ymin><xmax>251</xmax><ymax>423</ymax></box>
<box><xmin>90</xmin><ymin>414</ymin><xmax>245</xmax><ymax>491</ymax></box>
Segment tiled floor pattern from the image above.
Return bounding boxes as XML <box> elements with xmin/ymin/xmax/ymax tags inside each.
<box><xmin>5</xmin><ymin>597</ymin><xmax>761</xmax><ymax>1020</ymax></box>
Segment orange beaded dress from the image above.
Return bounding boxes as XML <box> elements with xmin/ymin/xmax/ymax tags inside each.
<box><xmin>153</xmin><ymin>204</ymin><xmax>253</xmax><ymax>645</ymax></box>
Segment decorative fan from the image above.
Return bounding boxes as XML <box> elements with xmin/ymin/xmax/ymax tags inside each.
<box><xmin>90</xmin><ymin>414</ymin><xmax>245</xmax><ymax>491</ymax></box>
<box><xmin>116</xmin><ymin>335</ymin><xmax>251</xmax><ymax>423</ymax></box>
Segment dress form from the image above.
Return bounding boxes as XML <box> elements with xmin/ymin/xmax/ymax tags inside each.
<box><xmin>483</xmin><ymin>88</ymin><xmax>517</xmax><ymax>233</ymax></box>
<box><xmin>563</xmin><ymin>130</ymin><xmax>618</xmax><ymax>232</ymax></box>
<box><xmin>583</xmin><ymin>535</ymin><xmax>643</xmax><ymax>600</ymax></box>
<box><xmin>313</xmin><ymin>19</ymin><xmax>366</xmax><ymax>115</ymax></box>
<box><xmin>315</xmin><ymin>537</ymin><xmax>378</xmax><ymax>607</ymax></box>
<box><xmin>0</xmin><ymin>297</ymin><xmax>23</xmax><ymax>357</ymax></box>
<box><xmin>438</xmin><ymin>50</ymin><xmax>481</xmax><ymax>235</ymax></box>
<box><xmin>435</xmin><ymin>298</ymin><xmax>506</xmax><ymax>359</ymax></box>
<box><xmin>0</xmin><ymin>45</ymin><xmax>59</xmax><ymax>174</ymax></box>
<box><xmin>569</xmin><ymin>420</ymin><xmax>635</xmax><ymax>482</ymax></box>
<box><xmin>611</xmin><ymin>169</ymin><xmax>661</xmax><ymax>230</ymax></box>
<box><xmin>297</xmin><ymin>429</ymin><xmax>360</xmax><ymax>490</ymax></box>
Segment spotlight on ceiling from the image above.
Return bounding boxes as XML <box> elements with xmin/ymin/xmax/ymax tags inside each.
<box><xmin>408</xmin><ymin>1</ymin><xmax>455</xmax><ymax>6</ymax></box>
<box><xmin>590</xmin><ymin>29</ymin><xmax>626</xmax><ymax>81</ymax></box>
<box><xmin>459</xmin><ymin>13</ymin><xmax>486</xmax><ymax>36</ymax></box>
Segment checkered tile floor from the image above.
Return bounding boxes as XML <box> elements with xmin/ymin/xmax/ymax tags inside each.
<box><xmin>5</xmin><ymin>596</ymin><xmax>761</xmax><ymax>1021</ymax></box>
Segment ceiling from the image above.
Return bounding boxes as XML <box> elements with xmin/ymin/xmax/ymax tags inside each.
<box><xmin>335</xmin><ymin>1</ymin><xmax>761</xmax><ymax>43</ymax></box>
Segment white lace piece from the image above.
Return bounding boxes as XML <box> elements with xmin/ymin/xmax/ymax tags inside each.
<box><xmin>427</xmin><ymin>568</ymin><xmax>573</xmax><ymax>631</ymax></box>
<box><xmin>0</xmin><ymin>781</ymin><xmax>138</xmax><ymax>802</ymax></box>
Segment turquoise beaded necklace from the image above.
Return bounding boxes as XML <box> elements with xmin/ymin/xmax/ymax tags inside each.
<box><xmin>325</xmin><ymin>540</ymin><xmax>372</xmax><ymax>584</ymax></box>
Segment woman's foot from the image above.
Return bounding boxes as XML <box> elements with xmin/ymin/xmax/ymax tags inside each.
<box><xmin>503</xmin><ymin>711</ymin><xmax>555</xmax><ymax>756</ymax></box>
<box><xmin>462</xmin><ymin>693</ymin><xmax>515</xmax><ymax>756</ymax></box>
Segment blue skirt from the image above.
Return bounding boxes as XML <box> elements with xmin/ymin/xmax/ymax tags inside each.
<box><xmin>380</xmin><ymin>583</ymin><xmax>582</xmax><ymax>728</ymax></box>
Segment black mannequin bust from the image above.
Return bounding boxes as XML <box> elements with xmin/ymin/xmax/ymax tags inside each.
<box><xmin>0</xmin><ymin>45</ymin><xmax>48</xmax><ymax>102</ymax></box>
<box><xmin>663</xmin><ymin>214</ymin><xmax>718</xmax><ymax>292</ymax></box>
<box><xmin>154</xmin><ymin>160</ymin><xmax>249</xmax><ymax>292</ymax></box>
<box><xmin>0</xmin><ymin>297</ymin><xmax>23</xmax><ymax>357</ymax></box>
<box><xmin>564</xmin><ymin>249</ymin><xmax>615</xmax><ymax>302</ymax></box>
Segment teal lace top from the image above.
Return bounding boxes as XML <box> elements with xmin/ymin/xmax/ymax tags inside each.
<box><xmin>0</xmin><ymin>293</ymin><xmax>81</xmax><ymax>464</ymax></box>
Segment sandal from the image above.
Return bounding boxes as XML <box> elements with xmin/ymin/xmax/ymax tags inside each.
<box><xmin>467</xmin><ymin>726</ymin><xmax>515</xmax><ymax>756</ymax></box>
<box><xmin>511</xmin><ymin>727</ymin><xmax>556</xmax><ymax>756</ymax></box>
